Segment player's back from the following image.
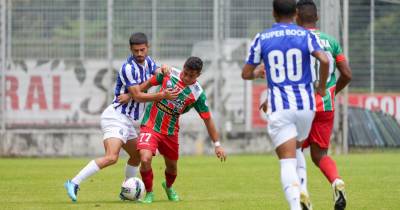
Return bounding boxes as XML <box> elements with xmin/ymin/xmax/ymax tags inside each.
<box><xmin>248</xmin><ymin>23</ymin><xmax>322</xmax><ymax>113</ymax></box>
<box><xmin>310</xmin><ymin>29</ymin><xmax>344</xmax><ymax>112</ymax></box>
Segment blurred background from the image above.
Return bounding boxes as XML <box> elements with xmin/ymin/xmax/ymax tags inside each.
<box><xmin>0</xmin><ymin>0</ymin><xmax>399</xmax><ymax>157</ymax></box>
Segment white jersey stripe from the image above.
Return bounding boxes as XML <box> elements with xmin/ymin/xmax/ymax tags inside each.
<box><xmin>284</xmin><ymin>85</ymin><xmax>297</xmax><ymax>110</ymax></box>
<box><xmin>298</xmin><ymin>83</ymin><xmax>311</xmax><ymax>111</ymax></box>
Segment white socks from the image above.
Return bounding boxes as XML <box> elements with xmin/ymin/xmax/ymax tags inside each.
<box><xmin>296</xmin><ymin>148</ymin><xmax>308</xmax><ymax>195</ymax></box>
<box><xmin>280</xmin><ymin>158</ymin><xmax>301</xmax><ymax>210</ymax></box>
<box><xmin>71</xmin><ymin>160</ymin><xmax>100</xmax><ymax>185</ymax></box>
<box><xmin>125</xmin><ymin>164</ymin><xmax>138</xmax><ymax>179</ymax></box>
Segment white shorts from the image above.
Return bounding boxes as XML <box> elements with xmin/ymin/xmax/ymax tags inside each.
<box><xmin>267</xmin><ymin>110</ymin><xmax>315</xmax><ymax>149</ymax></box>
<box><xmin>100</xmin><ymin>105</ymin><xmax>140</xmax><ymax>144</ymax></box>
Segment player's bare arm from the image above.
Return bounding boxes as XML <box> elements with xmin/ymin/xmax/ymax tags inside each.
<box><xmin>203</xmin><ymin>117</ymin><xmax>227</xmax><ymax>162</ymax></box>
<box><xmin>312</xmin><ymin>50</ymin><xmax>330</xmax><ymax>97</ymax></box>
<box><xmin>259</xmin><ymin>99</ymin><xmax>268</xmax><ymax>113</ymax></box>
<box><xmin>129</xmin><ymin>80</ymin><xmax>179</xmax><ymax>102</ymax></box>
<box><xmin>241</xmin><ymin>64</ymin><xmax>265</xmax><ymax>80</ymax></box>
<box><xmin>335</xmin><ymin>60</ymin><xmax>352</xmax><ymax>94</ymax></box>
<box><xmin>117</xmin><ymin>93</ymin><xmax>131</xmax><ymax>104</ymax></box>
<box><xmin>254</xmin><ymin>63</ymin><xmax>266</xmax><ymax>79</ymax></box>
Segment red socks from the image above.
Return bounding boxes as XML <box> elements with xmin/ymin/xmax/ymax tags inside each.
<box><xmin>165</xmin><ymin>171</ymin><xmax>177</xmax><ymax>188</ymax></box>
<box><xmin>319</xmin><ymin>156</ymin><xmax>340</xmax><ymax>183</ymax></box>
<box><xmin>140</xmin><ymin>169</ymin><xmax>154</xmax><ymax>192</ymax></box>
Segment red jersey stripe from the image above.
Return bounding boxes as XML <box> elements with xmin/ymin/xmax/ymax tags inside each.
<box><xmin>160</xmin><ymin>109</ymin><xmax>172</xmax><ymax>134</ymax></box>
<box><xmin>150</xmin><ymin>75</ymin><xmax>160</xmax><ymax>86</ymax></box>
<box><xmin>315</xmin><ymin>93</ymin><xmax>324</xmax><ymax>112</ymax></box>
<box><xmin>147</xmin><ymin>102</ymin><xmax>160</xmax><ymax>129</ymax></box>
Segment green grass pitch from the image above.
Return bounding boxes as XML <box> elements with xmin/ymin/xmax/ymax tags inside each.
<box><xmin>0</xmin><ymin>152</ymin><xmax>399</xmax><ymax>210</ymax></box>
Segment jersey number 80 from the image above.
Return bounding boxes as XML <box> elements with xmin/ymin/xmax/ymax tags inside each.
<box><xmin>268</xmin><ymin>49</ymin><xmax>303</xmax><ymax>83</ymax></box>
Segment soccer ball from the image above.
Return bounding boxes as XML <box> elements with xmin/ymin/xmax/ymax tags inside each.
<box><xmin>120</xmin><ymin>177</ymin><xmax>146</xmax><ymax>201</ymax></box>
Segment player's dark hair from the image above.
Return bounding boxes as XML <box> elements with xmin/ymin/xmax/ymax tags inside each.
<box><xmin>273</xmin><ymin>0</ymin><xmax>297</xmax><ymax>17</ymax></box>
<box><xmin>296</xmin><ymin>0</ymin><xmax>318</xmax><ymax>23</ymax></box>
<box><xmin>129</xmin><ymin>32</ymin><xmax>148</xmax><ymax>45</ymax></box>
<box><xmin>184</xmin><ymin>57</ymin><xmax>203</xmax><ymax>73</ymax></box>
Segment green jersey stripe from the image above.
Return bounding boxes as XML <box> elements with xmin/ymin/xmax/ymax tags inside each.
<box><xmin>153</xmin><ymin>109</ymin><xmax>164</xmax><ymax>133</ymax></box>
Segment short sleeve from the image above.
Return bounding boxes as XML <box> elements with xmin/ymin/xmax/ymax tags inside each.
<box><xmin>246</xmin><ymin>33</ymin><xmax>262</xmax><ymax>66</ymax></box>
<box><xmin>194</xmin><ymin>93</ymin><xmax>211</xmax><ymax>119</ymax></box>
<box><xmin>120</xmin><ymin>63</ymin><xmax>139</xmax><ymax>87</ymax></box>
<box><xmin>149</xmin><ymin>73</ymin><xmax>164</xmax><ymax>86</ymax></box>
<box><xmin>307</xmin><ymin>32</ymin><xmax>323</xmax><ymax>54</ymax></box>
<box><xmin>329</xmin><ymin>38</ymin><xmax>346</xmax><ymax>63</ymax></box>
<box><xmin>146</xmin><ymin>57</ymin><xmax>158</xmax><ymax>75</ymax></box>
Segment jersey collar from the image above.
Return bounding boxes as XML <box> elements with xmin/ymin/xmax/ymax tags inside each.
<box><xmin>273</xmin><ymin>22</ymin><xmax>295</xmax><ymax>28</ymax></box>
<box><xmin>128</xmin><ymin>55</ymin><xmax>147</xmax><ymax>67</ymax></box>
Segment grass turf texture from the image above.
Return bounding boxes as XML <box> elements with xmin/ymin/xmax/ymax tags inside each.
<box><xmin>0</xmin><ymin>153</ymin><xmax>399</xmax><ymax>210</ymax></box>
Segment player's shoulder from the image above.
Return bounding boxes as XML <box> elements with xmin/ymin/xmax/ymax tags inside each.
<box><xmin>318</xmin><ymin>31</ymin><xmax>340</xmax><ymax>48</ymax></box>
<box><xmin>189</xmin><ymin>81</ymin><xmax>205</xmax><ymax>100</ymax></box>
<box><xmin>120</xmin><ymin>60</ymin><xmax>133</xmax><ymax>72</ymax></box>
<box><xmin>170</xmin><ymin>67</ymin><xmax>181</xmax><ymax>79</ymax></box>
<box><xmin>145</xmin><ymin>56</ymin><xmax>156</xmax><ymax>64</ymax></box>
<box><xmin>321</xmin><ymin>32</ymin><xmax>340</xmax><ymax>44</ymax></box>
<box><xmin>122</xmin><ymin>55</ymin><xmax>141</xmax><ymax>71</ymax></box>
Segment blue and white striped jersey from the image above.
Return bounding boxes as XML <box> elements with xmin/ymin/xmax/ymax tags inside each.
<box><xmin>112</xmin><ymin>55</ymin><xmax>157</xmax><ymax>120</ymax></box>
<box><xmin>246</xmin><ymin>23</ymin><xmax>323</xmax><ymax>113</ymax></box>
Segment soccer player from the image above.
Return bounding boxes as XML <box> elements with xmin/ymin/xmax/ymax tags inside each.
<box><xmin>64</xmin><ymin>32</ymin><xmax>179</xmax><ymax>202</ymax></box>
<box><xmin>296</xmin><ymin>1</ymin><xmax>352</xmax><ymax>210</ymax></box>
<box><xmin>134</xmin><ymin>56</ymin><xmax>227</xmax><ymax>204</ymax></box>
<box><xmin>241</xmin><ymin>0</ymin><xmax>329</xmax><ymax>210</ymax></box>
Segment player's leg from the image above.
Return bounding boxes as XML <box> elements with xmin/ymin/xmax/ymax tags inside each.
<box><xmin>296</xmin><ymin>115</ymin><xmax>320</xmax><ymax>210</ymax></box>
<box><xmin>162</xmin><ymin>156</ymin><xmax>180</xmax><ymax>201</ymax></box>
<box><xmin>309</xmin><ymin>111</ymin><xmax>346</xmax><ymax>210</ymax></box>
<box><xmin>96</xmin><ymin>138</ymin><xmax>124</xmax><ymax>168</ymax></box>
<box><xmin>136</xmin><ymin>128</ymin><xmax>159</xmax><ymax>204</ymax></box>
<box><xmin>122</xmin><ymin>122</ymin><xmax>141</xmax><ymax>180</ymax></box>
<box><xmin>275</xmin><ymin>139</ymin><xmax>302</xmax><ymax>210</ymax></box>
<box><xmin>119</xmin><ymin>137</ymin><xmax>140</xmax><ymax>201</ymax></box>
<box><xmin>122</xmin><ymin>138</ymin><xmax>140</xmax><ymax>179</ymax></box>
<box><xmin>64</xmin><ymin>138</ymin><xmax>123</xmax><ymax>202</ymax></box>
<box><xmin>294</xmin><ymin>110</ymin><xmax>316</xmax><ymax>210</ymax></box>
<box><xmin>295</xmin><ymin>142</ymin><xmax>312</xmax><ymax>210</ymax></box>
<box><xmin>268</xmin><ymin>111</ymin><xmax>302</xmax><ymax>210</ymax></box>
<box><xmin>158</xmin><ymin>133</ymin><xmax>180</xmax><ymax>201</ymax></box>
<box><xmin>310</xmin><ymin>143</ymin><xmax>346</xmax><ymax>210</ymax></box>
<box><xmin>72</xmin><ymin>138</ymin><xmax>123</xmax><ymax>183</ymax></box>
<box><xmin>139</xmin><ymin>148</ymin><xmax>154</xmax><ymax>203</ymax></box>
<box><xmin>310</xmin><ymin>144</ymin><xmax>346</xmax><ymax>210</ymax></box>
<box><xmin>64</xmin><ymin>105</ymin><xmax>126</xmax><ymax>202</ymax></box>
<box><xmin>296</xmin><ymin>142</ymin><xmax>308</xmax><ymax>195</ymax></box>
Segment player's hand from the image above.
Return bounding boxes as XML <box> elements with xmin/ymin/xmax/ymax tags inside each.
<box><xmin>316</xmin><ymin>85</ymin><xmax>327</xmax><ymax>97</ymax></box>
<box><xmin>253</xmin><ymin>66</ymin><xmax>266</xmax><ymax>79</ymax></box>
<box><xmin>259</xmin><ymin>101</ymin><xmax>268</xmax><ymax>113</ymax></box>
<box><xmin>162</xmin><ymin>88</ymin><xmax>180</xmax><ymax>100</ymax></box>
<box><xmin>160</xmin><ymin>64</ymin><xmax>171</xmax><ymax>75</ymax></box>
<box><xmin>118</xmin><ymin>93</ymin><xmax>131</xmax><ymax>104</ymax></box>
<box><xmin>215</xmin><ymin>146</ymin><xmax>226</xmax><ymax>162</ymax></box>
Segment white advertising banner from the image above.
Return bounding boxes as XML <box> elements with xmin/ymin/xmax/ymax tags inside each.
<box><xmin>5</xmin><ymin>59</ymin><xmax>118</xmax><ymax>128</ymax></box>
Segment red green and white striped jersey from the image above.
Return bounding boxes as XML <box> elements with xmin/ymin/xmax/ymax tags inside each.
<box><xmin>141</xmin><ymin>68</ymin><xmax>211</xmax><ymax>136</ymax></box>
<box><xmin>310</xmin><ymin>29</ymin><xmax>346</xmax><ymax>112</ymax></box>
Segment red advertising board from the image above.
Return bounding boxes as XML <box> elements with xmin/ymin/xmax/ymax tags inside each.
<box><xmin>252</xmin><ymin>84</ymin><xmax>268</xmax><ymax>128</ymax></box>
